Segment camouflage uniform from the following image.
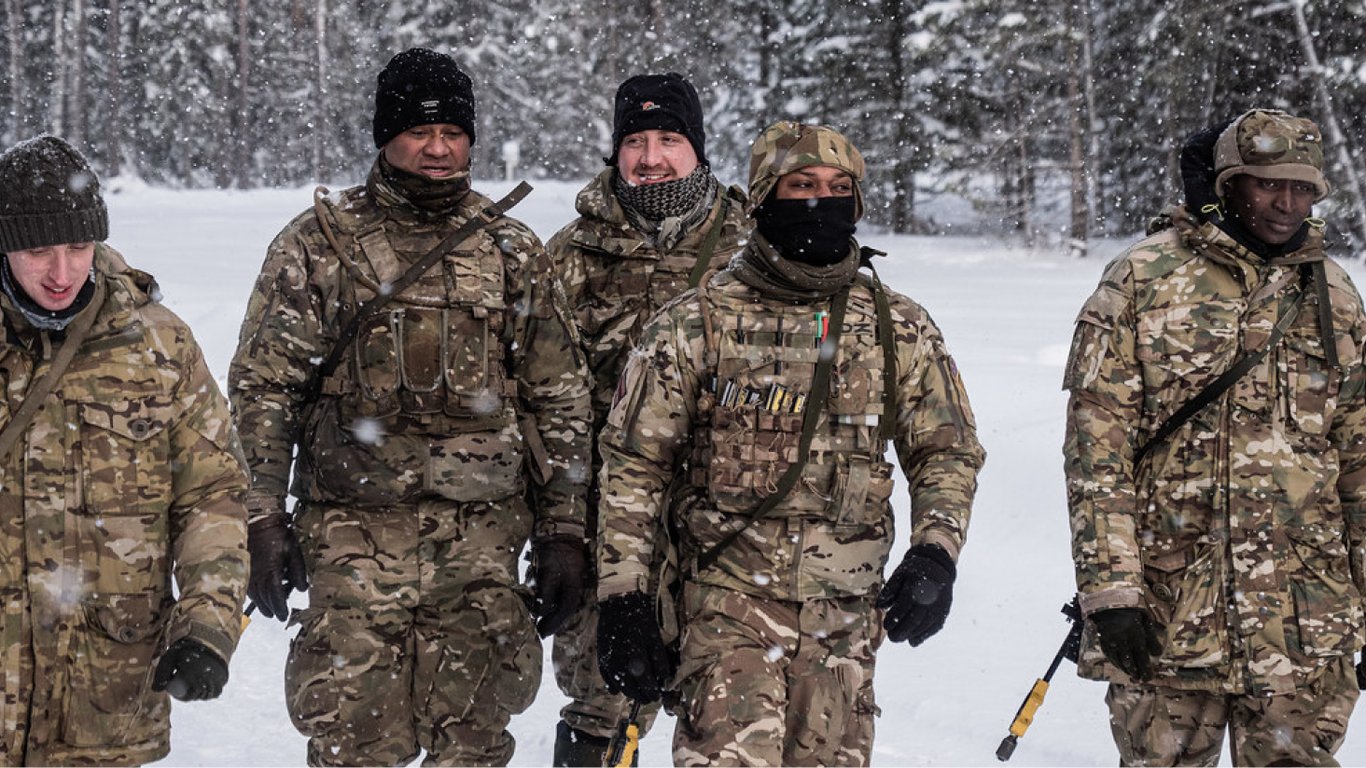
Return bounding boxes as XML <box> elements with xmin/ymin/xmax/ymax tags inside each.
<box><xmin>0</xmin><ymin>245</ymin><xmax>249</xmax><ymax>766</ymax></box>
<box><xmin>229</xmin><ymin>161</ymin><xmax>592</xmax><ymax>766</ymax></box>
<box><xmin>597</xmin><ymin>124</ymin><xmax>984</xmax><ymax>766</ymax></box>
<box><xmin>1064</xmin><ymin>204</ymin><xmax>1366</xmax><ymax>764</ymax></box>
<box><xmin>546</xmin><ymin>167</ymin><xmax>749</xmax><ymax>741</ymax></box>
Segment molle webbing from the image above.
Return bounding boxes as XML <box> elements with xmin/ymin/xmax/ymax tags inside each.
<box><xmin>687</xmin><ymin>196</ymin><xmax>731</xmax><ymax>290</ymax></box>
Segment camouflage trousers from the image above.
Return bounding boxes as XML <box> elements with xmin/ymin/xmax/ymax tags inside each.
<box><xmin>1105</xmin><ymin>656</ymin><xmax>1358</xmax><ymax>766</ymax></box>
<box><xmin>553</xmin><ymin>590</ymin><xmax>662</xmax><ymax>739</ymax></box>
<box><xmin>286</xmin><ymin>497</ymin><xmax>542</xmax><ymax>767</ymax></box>
<box><xmin>671</xmin><ymin>582</ymin><xmax>882</xmax><ymax>767</ymax></box>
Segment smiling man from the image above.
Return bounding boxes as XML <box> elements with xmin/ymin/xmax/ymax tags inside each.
<box><xmin>228</xmin><ymin>48</ymin><xmax>592</xmax><ymax>766</ymax></box>
<box><xmin>1064</xmin><ymin>108</ymin><xmax>1366</xmax><ymax>765</ymax></box>
<box><xmin>544</xmin><ymin>72</ymin><xmax>749</xmax><ymax>766</ymax></box>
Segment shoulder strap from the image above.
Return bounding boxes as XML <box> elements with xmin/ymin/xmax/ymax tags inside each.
<box><xmin>0</xmin><ymin>281</ymin><xmax>104</xmax><ymax>463</ymax></box>
<box><xmin>311</xmin><ymin>181</ymin><xmax>532</xmax><ymax>394</ymax></box>
<box><xmin>1134</xmin><ymin>275</ymin><xmax>1305</xmax><ymax>465</ymax></box>
<box><xmin>688</xmin><ymin>195</ymin><xmax>731</xmax><ymax>290</ymax></box>
<box><xmin>866</xmin><ymin>265</ymin><xmax>898</xmax><ymax>444</ymax></box>
<box><xmin>695</xmin><ymin>285</ymin><xmax>851</xmax><ymax>573</ymax></box>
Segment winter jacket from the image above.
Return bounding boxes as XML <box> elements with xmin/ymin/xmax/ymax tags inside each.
<box><xmin>0</xmin><ymin>245</ymin><xmax>248</xmax><ymax>765</ymax></box>
<box><xmin>1064</xmin><ymin>207</ymin><xmax>1366</xmax><ymax>694</ymax></box>
<box><xmin>597</xmin><ymin>262</ymin><xmax>984</xmax><ymax>602</ymax></box>
<box><xmin>229</xmin><ymin>161</ymin><xmax>592</xmax><ymax>540</ymax></box>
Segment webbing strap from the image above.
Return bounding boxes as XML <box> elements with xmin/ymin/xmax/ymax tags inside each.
<box><xmin>0</xmin><ymin>280</ymin><xmax>104</xmax><ymax>463</ymax></box>
<box><xmin>688</xmin><ymin>196</ymin><xmax>731</xmax><ymax>290</ymax></box>
<box><xmin>310</xmin><ymin>181</ymin><xmax>532</xmax><ymax>395</ymax></box>
<box><xmin>695</xmin><ymin>286</ymin><xmax>851</xmax><ymax>573</ymax></box>
<box><xmin>1312</xmin><ymin>260</ymin><xmax>1339</xmax><ymax>370</ymax></box>
<box><xmin>867</xmin><ymin>266</ymin><xmax>898</xmax><ymax>443</ymax></box>
<box><xmin>1135</xmin><ymin>280</ymin><xmax>1304</xmax><ymax>465</ymax></box>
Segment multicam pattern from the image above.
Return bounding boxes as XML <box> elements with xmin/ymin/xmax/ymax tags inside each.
<box><xmin>747</xmin><ymin>120</ymin><xmax>867</xmax><ymax>217</ymax></box>
<box><xmin>547</xmin><ymin>167</ymin><xmax>748</xmax><ymax>740</ymax></box>
<box><xmin>671</xmin><ymin>583</ymin><xmax>882</xmax><ymax>767</ymax></box>
<box><xmin>229</xmin><ymin>159</ymin><xmax>592</xmax><ymax>765</ymax></box>
<box><xmin>0</xmin><ymin>245</ymin><xmax>248</xmax><ymax>766</ymax></box>
<box><xmin>1064</xmin><ymin>206</ymin><xmax>1366</xmax><ymax>696</ymax></box>
<box><xmin>1105</xmin><ymin>656</ymin><xmax>1358</xmax><ymax>766</ymax></box>
<box><xmin>596</xmin><ymin>268</ymin><xmax>983</xmax><ymax>603</ymax></box>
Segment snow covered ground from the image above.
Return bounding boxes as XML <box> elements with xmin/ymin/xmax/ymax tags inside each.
<box><xmin>97</xmin><ymin>179</ymin><xmax>1366</xmax><ymax>766</ymax></box>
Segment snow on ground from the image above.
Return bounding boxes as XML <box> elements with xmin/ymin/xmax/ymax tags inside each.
<box><xmin>96</xmin><ymin>179</ymin><xmax>1366</xmax><ymax>766</ymax></box>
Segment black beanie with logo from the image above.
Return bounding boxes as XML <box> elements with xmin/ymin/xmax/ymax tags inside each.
<box><xmin>372</xmin><ymin>48</ymin><xmax>477</xmax><ymax>149</ymax></box>
<box><xmin>0</xmin><ymin>135</ymin><xmax>108</xmax><ymax>253</ymax></box>
<box><xmin>608</xmin><ymin>72</ymin><xmax>707</xmax><ymax>167</ymax></box>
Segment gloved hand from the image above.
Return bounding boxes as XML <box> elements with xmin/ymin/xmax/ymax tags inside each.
<box><xmin>530</xmin><ymin>535</ymin><xmax>587</xmax><ymax>637</ymax></box>
<box><xmin>152</xmin><ymin>638</ymin><xmax>229</xmax><ymax>701</ymax></box>
<box><xmin>1091</xmin><ymin>607</ymin><xmax>1163</xmax><ymax>681</ymax></box>
<box><xmin>247</xmin><ymin>514</ymin><xmax>308</xmax><ymax>622</ymax></box>
<box><xmin>1356</xmin><ymin>653</ymin><xmax>1366</xmax><ymax>689</ymax></box>
<box><xmin>597</xmin><ymin>592</ymin><xmax>674</xmax><ymax>703</ymax></box>
<box><xmin>876</xmin><ymin>543</ymin><xmax>956</xmax><ymax>645</ymax></box>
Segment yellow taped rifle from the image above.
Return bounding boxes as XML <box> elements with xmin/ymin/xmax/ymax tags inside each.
<box><xmin>605</xmin><ymin>700</ymin><xmax>642</xmax><ymax>768</ymax></box>
<box><xmin>996</xmin><ymin>597</ymin><xmax>1082</xmax><ymax>761</ymax></box>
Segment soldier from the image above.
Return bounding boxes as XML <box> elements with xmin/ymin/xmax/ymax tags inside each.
<box><xmin>0</xmin><ymin>136</ymin><xmax>248</xmax><ymax>765</ymax></box>
<box><xmin>1064</xmin><ymin>108</ymin><xmax>1366</xmax><ymax>766</ymax></box>
<box><xmin>545</xmin><ymin>72</ymin><xmax>750</xmax><ymax>766</ymax></box>
<box><xmin>228</xmin><ymin>48</ymin><xmax>592</xmax><ymax>766</ymax></box>
<box><xmin>594</xmin><ymin>121</ymin><xmax>985</xmax><ymax>766</ymax></box>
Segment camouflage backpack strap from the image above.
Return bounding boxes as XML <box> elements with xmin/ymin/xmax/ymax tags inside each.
<box><xmin>1309</xmin><ymin>259</ymin><xmax>1339</xmax><ymax>370</ymax></box>
<box><xmin>865</xmin><ymin>260</ymin><xmax>898</xmax><ymax>444</ymax></box>
<box><xmin>309</xmin><ymin>181</ymin><xmax>533</xmax><ymax>398</ymax></box>
<box><xmin>1135</xmin><ymin>267</ymin><xmax>1308</xmax><ymax>465</ymax></box>
<box><xmin>687</xmin><ymin>195</ymin><xmax>731</xmax><ymax>290</ymax></box>
<box><xmin>0</xmin><ymin>280</ymin><xmax>105</xmax><ymax>463</ymax></box>
<box><xmin>695</xmin><ymin>284</ymin><xmax>852</xmax><ymax>573</ymax></box>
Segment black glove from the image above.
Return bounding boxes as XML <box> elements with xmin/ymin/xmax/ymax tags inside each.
<box><xmin>1091</xmin><ymin>607</ymin><xmax>1163</xmax><ymax>681</ymax></box>
<box><xmin>597</xmin><ymin>592</ymin><xmax>674</xmax><ymax>703</ymax></box>
<box><xmin>876</xmin><ymin>543</ymin><xmax>956</xmax><ymax>646</ymax></box>
<box><xmin>530</xmin><ymin>536</ymin><xmax>587</xmax><ymax>637</ymax></box>
<box><xmin>152</xmin><ymin>638</ymin><xmax>229</xmax><ymax>701</ymax></box>
<box><xmin>1356</xmin><ymin>653</ymin><xmax>1366</xmax><ymax>690</ymax></box>
<box><xmin>247</xmin><ymin>514</ymin><xmax>308</xmax><ymax>622</ymax></box>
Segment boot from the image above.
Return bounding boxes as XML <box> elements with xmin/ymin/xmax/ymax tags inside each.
<box><xmin>553</xmin><ymin>720</ymin><xmax>613</xmax><ymax>767</ymax></box>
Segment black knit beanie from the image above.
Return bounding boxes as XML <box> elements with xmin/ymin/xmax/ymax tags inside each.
<box><xmin>372</xmin><ymin>48</ymin><xmax>477</xmax><ymax>149</ymax></box>
<box><xmin>0</xmin><ymin>136</ymin><xmax>108</xmax><ymax>253</ymax></box>
<box><xmin>608</xmin><ymin>73</ymin><xmax>707</xmax><ymax>167</ymax></box>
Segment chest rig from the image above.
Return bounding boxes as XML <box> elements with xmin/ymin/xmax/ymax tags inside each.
<box><xmin>687</xmin><ymin>272</ymin><xmax>899</xmax><ymax>535</ymax></box>
<box><xmin>314</xmin><ymin>187</ymin><xmax>517</xmax><ymax>435</ymax></box>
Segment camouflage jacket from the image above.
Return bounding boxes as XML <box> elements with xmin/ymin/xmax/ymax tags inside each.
<box><xmin>229</xmin><ymin>161</ymin><xmax>592</xmax><ymax>540</ymax></box>
<box><xmin>548</xmin><ymin>168</ymin><xmax>749</xmax><ymax>432</ymax></box>
<box><xmin>1064</xmin><ymin>207</ymin><xmax>1366</xmax><ymax>694</ymax></box>
<box><xmin>0</xmin><ymin>245</ymin><xmax>249</xmax><ymax>765</ymax></box>
<box><xmin>597</xmin><ymin>265</ymin><xmax>984</xmax><ymax>602</ymax></box>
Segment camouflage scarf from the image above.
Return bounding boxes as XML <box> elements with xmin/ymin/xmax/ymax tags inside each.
<box><xmin>0</xmin><ymin>255</ymin><xmax>96</xmax><ymax>332</ymax></box>
<box><xmin>613</xmin><ymin>165</ymin><xmax>717</xmax><ymax>250</ymax></box>
<box><xmin>730</xmin><ymin>232</ymin><xmax>861</xmax><ymax>302</ymax></box>
<box><xmin>369</xmin><ymin>154</ymin><xmax>472</xmax><ymax>219</ymax></box>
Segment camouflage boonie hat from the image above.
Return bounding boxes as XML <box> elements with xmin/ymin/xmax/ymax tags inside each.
<box><xmin>747</xmin><ymin>121</ymin><xmax>865</xmax><ymax>219</ymax></box>
<box><xmin>1214</xmin><ymin>108</ymin><xmax>1331</xmax><ymax>201</ymax></box>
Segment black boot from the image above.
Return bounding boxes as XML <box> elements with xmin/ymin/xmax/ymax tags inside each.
<box><xmin>553</xmin><ymin>720</ymin><xmax>613</xmax><ymax>767</ymax></box>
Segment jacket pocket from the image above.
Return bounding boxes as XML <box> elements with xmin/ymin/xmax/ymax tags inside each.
<box><xmin>1144</xmin><ymin>544</ymin><xmax>1226</xmax><ymax>668</ymax></box>
<box><xmin>1287</xmin><ymin>523</ymin><xmax>1364</xmax><ymax>659</ymax></box>
<box><xmin>1283</xmin><ymin>334</ymin><xmax>1338</xmax><ymax>439</ymax></box>
<box><xmin>426</xmin><ymin>430</ymin><xmax>526</xmax><ymax>503</ymax></box>
<box><xmin>77</xmin><ymin>398</ymin><xmax>174</xmax><ymax>517</ymax></box>
<box><xmin>62</xmin><ymin>593</ymin><xmax>169</xmax><ymax>747</ymax></box>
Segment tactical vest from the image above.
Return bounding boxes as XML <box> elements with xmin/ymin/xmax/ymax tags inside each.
<box><xmin>686</xmin><ymin>277</ymin><xmax>897</xmax><ymax>528</ymax></box>
<box><xmin>299</xmin><ymin>188</ymin><xmax>522</xmax><ymax>507</ymax></box>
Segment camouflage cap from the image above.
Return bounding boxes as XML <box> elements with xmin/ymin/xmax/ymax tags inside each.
<box><xmin>747</xmin><ymin>121</ymin><xmax>865</xmax><ymax>219</ymax></box>
<box><xmin>1214</xmin><ymin>108</ymin><xmax>1330</xmax><ymax>201</ymax></box>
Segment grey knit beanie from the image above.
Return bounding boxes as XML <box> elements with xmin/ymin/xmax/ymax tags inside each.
<box><xmin>0</xmin><ymin>136</ymin><xmax>108</xmax><ymax>253</ymax></box>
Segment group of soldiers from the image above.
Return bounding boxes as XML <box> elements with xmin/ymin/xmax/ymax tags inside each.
<box><xmin>0</xmin><ymin>42</ymin><xmax>1363</xmax><ymax>768</ymax></box>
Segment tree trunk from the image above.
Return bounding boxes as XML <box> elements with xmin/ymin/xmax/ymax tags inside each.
<box><xmin>105</xmin><ymin>0</ymin><xmax>122</xmax><ymax>175</ymax></box>
<box><xmin>50</xmin><ymin>0</ymin><xmax>66</xmax><ymax>136</ymax></box>
<box><xmin>5</xmin><ymin>0</ymin><xmax>22</xmax><ymax>144</ymax></box>
<box><xmin>68</xmin><ymin>0</ymin><xmax>85</xmax><ymax>147</ymax></box>
<box><xmin>886</xmin><ymin>0</ymin><xmax>914</xmax><ymax>233</ymax></box>
<box><xmin>235</xmin><ymin>0</ymin><xmax>251</xmax><ymax>187</ymax></box>
<box><xmin>312</xmin><ymin>0</ymin><xmax>326</xmax><ymax>180</ymax></box>
<box><xmin>1289</xmin><ymin>0</ymin><xmax>1366</xmax><ymax>253</ymax></box>
<box><xmin>1066</xmin><ymin>0</ymin><xmax>1089</xmax><ymax>258</ymax></box>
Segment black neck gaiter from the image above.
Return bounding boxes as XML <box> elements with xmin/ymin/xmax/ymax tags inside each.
<box><xmin>754</xmin><ymin>196</ymin><xmax>858</xmax><ymax>266</ymax></box>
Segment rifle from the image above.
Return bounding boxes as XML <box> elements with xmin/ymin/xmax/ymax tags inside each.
<box><xmin>995</xmin><ymin>598</ymin><xmax>1083</xmax><ymax>761</ymax></box>
<box><xmin>604</xmin><ymin>700</ymin><xmax>642</xmax><ymax>768</ymax></box>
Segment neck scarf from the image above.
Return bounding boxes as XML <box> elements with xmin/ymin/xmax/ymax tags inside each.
<box><xmin>369</xmin><ymin>153</ymin><xmax>472</xmax><ymax>218</ymax></box>
<box><xmin>613</xmin><ymin>165</ymin><xmax>717</xmax><ymax>249</ymax></box>
<box><xmin>730</xmin><ymin>232</ymin><xmax>861</xmax><ymax>302</ymax></box>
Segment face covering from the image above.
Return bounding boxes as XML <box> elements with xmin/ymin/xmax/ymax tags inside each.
<box><xmin>754</xmin><ymin>196</ymin><xmax>857</xmax><ymax>266</ymax></box>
